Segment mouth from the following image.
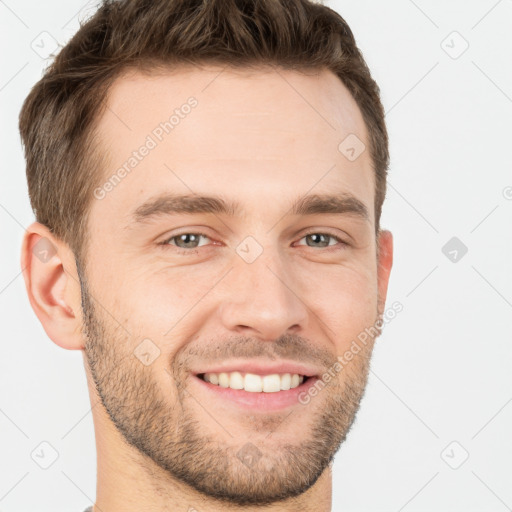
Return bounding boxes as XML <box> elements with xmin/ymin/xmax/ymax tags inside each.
<box><xmin>198</xmin><ymin>371</ymin><xmax>310</xmax><ymax>392</ymax></box>
<box><xmin>190</xmin><ymin>362</ymin><xmax>321</xmax><ymax>411</ymax></box>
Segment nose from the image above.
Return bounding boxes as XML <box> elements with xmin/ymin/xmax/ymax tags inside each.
<box><xmin>217</xmin><ymin>247</ymin><xmax>309</xmax><ymax>341</ymax></box>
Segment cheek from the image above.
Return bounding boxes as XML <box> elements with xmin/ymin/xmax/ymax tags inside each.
<box><xmin>294</xmin><ymin>261</ymin><xmax>379</xmax><ymax>346</ymax></box>
<box><xmin>106</xmin><ymin>262</ymin><xmax>222</xmax><ymax>342</ymax></box>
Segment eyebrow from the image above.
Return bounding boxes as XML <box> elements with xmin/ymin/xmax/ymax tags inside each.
<box><xmin>130</xmin><ymin>192</ymin><xmax>370</xmax><ymax>225</ymax></box>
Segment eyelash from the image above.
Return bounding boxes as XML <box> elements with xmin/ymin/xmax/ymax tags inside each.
<box><xmin>159</xmin><ymin>232</ymin><xmax>212</xmax><ymax>255</ymax></box>
<box><xmin>159</xmin><ymin>230</ymin><xmax>348</xmax><ymax>255</ymax></box>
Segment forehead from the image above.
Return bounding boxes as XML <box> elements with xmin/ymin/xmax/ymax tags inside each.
<box><xmin>101</xmin><ymin>64</ymin><xmax>368</xmax><ymax>153</ymax></box>
<box><xmin>91</xmin><ymin>64</ymin><xmax>374</xmax><ymax>228</ymax></box>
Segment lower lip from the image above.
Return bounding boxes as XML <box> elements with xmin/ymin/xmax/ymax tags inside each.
<box><xmin>192</xmin><ymin>375</ymin><xmax>319</xmax><ymax>412</ymax></box>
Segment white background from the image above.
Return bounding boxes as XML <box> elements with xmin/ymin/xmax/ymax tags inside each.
<box><xmin>1</xmin><ymin>1</ymin><xmax>511</xmax><ymax>511</ymax></box>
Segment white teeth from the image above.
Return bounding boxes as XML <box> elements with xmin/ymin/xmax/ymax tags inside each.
<box><xmin>262</xmin><ymin>374</ymin><xmax>281</xmax><ymax>393</ymax></box>
<box><xmin>202</xmin><ymin>372</ymin><xmax>307</xmax><ymax>392</ymax></box>
<box><xmin>280</xmin><ymin>373</ymin><xmax>291</xmax><ymax>390</ymax></box>
<box><xmin>229</xmin><ymin>371</ymin><xmax>244</xmax><ymax>390</ymax></box>
<box><xmin>244</xmin><ymin>373</ymin><xmax>263</xmax><ymax>392</ymax></box>
<box><xmin>218</xmin><ymin>372</ymin><xmax>229</xmax><ymax>388</ymax></box>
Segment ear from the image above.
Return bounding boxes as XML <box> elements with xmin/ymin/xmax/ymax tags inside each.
<box><xmin>20</xmin><ymin>222</ymin><xmax>84</xmax><ymax>350</ymax></box>
<box><xmin>376</xmin><ymin>229</ymin><xmax>393</xmax><ymax>315</ymax></box>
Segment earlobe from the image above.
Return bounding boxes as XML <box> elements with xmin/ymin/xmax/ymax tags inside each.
<box><xmin>21</xmin><ymin>222</ymin><xmax>84</xmax><ymax>350</ymax></box>
<box><xmin>376</xmin><ymin>229</ymin><xmax>393</xmax><ymax>315</ymax></box>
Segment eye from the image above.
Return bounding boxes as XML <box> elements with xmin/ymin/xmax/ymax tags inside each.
<box><xmin>295</xmin><ymin>231</ymin><xmax>347</xmax><ymax>250</ymax></box>
<box><xmin>158</xmin><ymin>230</ymin><xmax>348</xmax><ymax>255</ymax></box>
<box><xmin>160</xmin><ymin>232</ymin><xmax>211</xmax><ymax>252</ymax></box>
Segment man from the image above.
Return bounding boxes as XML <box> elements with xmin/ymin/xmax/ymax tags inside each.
<box><xmin>19</xmin><ymin>0</ymin><xmax>393</xmax><ymax>510</ymax></box>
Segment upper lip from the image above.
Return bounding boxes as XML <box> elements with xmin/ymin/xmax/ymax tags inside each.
<box><xmin>192</xmin><ymin>360</ymin><xmax>321</xmax><ymax>378</ymax></box>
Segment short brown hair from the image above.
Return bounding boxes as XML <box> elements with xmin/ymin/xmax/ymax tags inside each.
<box><xmin>19</xmin><ymin>0</ymin><xmax>389</xmax><ymax>264</ymax></box>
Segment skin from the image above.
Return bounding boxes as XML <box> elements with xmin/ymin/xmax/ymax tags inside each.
<box><xmin>21</xmin><ymin>64</ymin><xmax>393</xmax><ymax>512</ymax></box>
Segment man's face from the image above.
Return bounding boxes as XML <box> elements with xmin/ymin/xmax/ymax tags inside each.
<box><xmin>80</xmin><ymin>65</ymin><xmax>390</xmax><ymax>505</ymax></box>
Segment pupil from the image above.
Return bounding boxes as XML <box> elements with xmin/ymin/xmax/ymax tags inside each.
<box><xmin>180</xmin><ymin>234</ymin><xmax>198</xmax><ymax>247</ymax></box>
<box><xmin>309</xmin><ymin>234</ymin><xmax>327</xmax><ymax>247</ymax></box>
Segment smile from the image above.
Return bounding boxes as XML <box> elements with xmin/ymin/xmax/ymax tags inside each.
<box><xmin>200</xmin><ymin>372</ymin><xmax>307</xmax><ymax>392</ymax></box>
